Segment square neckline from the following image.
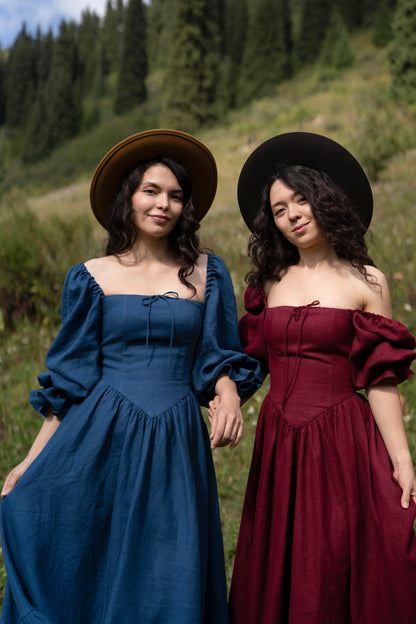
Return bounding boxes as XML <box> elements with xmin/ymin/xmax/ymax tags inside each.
<box><xmin>81</xmin><ymin>256</ymin><xmax>211</xmax><ymax>306</ymax></box>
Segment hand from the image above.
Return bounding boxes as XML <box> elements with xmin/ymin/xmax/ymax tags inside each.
<box><xmin>208</xmin><ymin>391</ymin><xmax>243</xmax><ymax>450</ymax></box>
<box><xmin>208</xmin><ymin>395</ymin><xmax>220</xmax><ymax>425</ymax></box>
<box><xmin>392</xmin><ymin>456</ymin><xmax>416</xmax><ymax>509</ymax></box>
<box><xmin>1</xmin><ymin>458</ymin><xmax>32</xmax><ymax>496</ymax></box>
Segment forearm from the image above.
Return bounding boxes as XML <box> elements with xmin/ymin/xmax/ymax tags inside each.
<box><xmin>366</xmin><ymin>383</ymin><xmax>412</xmax><ymax>463</ymax></box>
<box><xmin>25</xmin><ymin>411</ymin><xmax>61</xmax><ymax>463</ymax></box>
<box><xmin>2</xmin><ymin>411</ymin><xmax>61</xmax><ymax>496</ymax></box>
<box><xmin>214</xmin><ymin>370</ymin><xmax>239</xmax><ymax>400</ymax></box>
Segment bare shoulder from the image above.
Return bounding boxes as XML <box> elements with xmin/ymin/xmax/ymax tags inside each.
<box><xmin>360</xmin><ymin>265</ymin><xmax>392</xmax><ymax>316</ymax></box>
<box><xmin>263</xmin><ymin>279</ymin><xmax>275</xmax><ymax>297</ymax></box>
<box><xmin>83</xmin><ymin>256</ymin><xmax>117</xmax><ymax>280</ymax></box>
<box><xmin>363</xmin><ymin>264</ymin><xmax>388</xmax><ymax>287</ymax></box>
<box><xmin>195</xmin><ymin>252</ymin><xmax>208</xmax><ymax>273</ymax></box>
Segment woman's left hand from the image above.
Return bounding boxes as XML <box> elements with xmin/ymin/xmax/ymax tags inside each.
<box><xmin>392</xmin><ymin>456</ymin><xmax>416</xmax><ymax>509</ymax></box>
<box><xmin>208</xmin><ymin>392</ymin><xmax>243</xmax><ymax>450</ymax></box>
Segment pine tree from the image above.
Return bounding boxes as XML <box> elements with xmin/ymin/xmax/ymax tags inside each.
<box><xmin>236</xmin><ymin>0</ymin><xmax>292</xmax><ymax>107</ymax></box>
<box><xmin>0</xmin><ymin>49</ymin><xmax>6</xmax><ymax>126</ymax></box>
<box><xmin>4</xmin><ymin>25</ymin><xmax>36</xmax><ymax>128</ymax></box>
<box><xmin>147</xmin><ymin>0</ymin><xmax>177</xmax><ymax>71</ymax></box>
<box><xmin>389</xmin><ymin>0</ymin><xmax>416</xmax><ymax>103</ymax></box>
<box><xmin>295</xmin><ymin>0</ymin><xmax>331</xmax><ymax>67</ymax></box>
<box><xmin>318</xmin><ymin>7</ymin><xmax>354</xmax><ymax>81</ymax></box>
<box><xmin>34</xmin><ymin>27</ymin><xmax>53</xmax><ymax>88</ymax></box>
<box><xmin>101</xmin><ymin>0</ymin><xmax>123</xmax><ymax>76</ymax></box>
<box><xmin>220</xmin><ymin>0</ymin><xmax>248</xmax><ymax>109</ymax></box>
<box><xmin>335</xmin><ymin>0</ymin><xmax>363</xmax><ymax>28</ymax></box>
<box><xmin>372</xmin><ymin>0</ymin><xmax>396</xmax><ymax>47</ymax></box>
<box><xmin>162</xmin><ymin>0</ymin><xmax>222</xmax><ymax>131</ymax></box>
<box><xmin>77</xmin><ymin>9</ymin><xmax>101</xmax><ymax>95</ymax></box>
<box><xmin>114</xmin><ymin>0</ymin><xmax>147</xmax><ymax>114</ymax></box>
<box><xmin>44</xmin><ymin>20</ymin><xmax>82</xmax><ymax>149</ymax></box>
<box><xmin>22</xmin><ymin>91</ymin><xmax>52</xmax><ymax>162</ymax></box>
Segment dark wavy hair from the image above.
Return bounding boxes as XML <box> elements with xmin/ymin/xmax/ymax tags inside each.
<box><xmin>247</xmin><ymin>164</ymin><xmax>375</xmax><ymax>288</ymax></box>
<box><xmin>105</xmin><ymin>156</ymin><xmax>202</xmax><ymax>295</ymax></box>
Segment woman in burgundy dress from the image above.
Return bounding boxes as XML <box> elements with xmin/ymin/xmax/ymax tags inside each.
<box><xmin>223</xmin><ymin>132</ymin><xmax>416</xmax><ymax>623</ymax></box>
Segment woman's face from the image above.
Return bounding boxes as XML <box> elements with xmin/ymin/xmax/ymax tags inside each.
<box><xmin>269</xmin><ymin>178</ymin><xmax>325</xmax><ymax>248</ymax></box>
<box><xmin>131</xmin><ymin>164</ymin><xmax>184</xmax><ymax>238</ymax></box>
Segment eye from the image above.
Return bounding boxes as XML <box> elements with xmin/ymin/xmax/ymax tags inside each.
<box><xmin>297</xmin><ymin>195</ymin><xmax>307</xmax><ymax>204</ymax></box>
<box><xmin>273</xmin><ymin>207</ymin><xmax>285</xmax><ymax>217</ymax></box>
<box><xmin>171</xmin><ymin>194</ymin><xmax>184</xmax><ymax>203</ymax></box>
<box><xmin>143</xmin><ymin>188</ymin><xmax>156</xmax><ymax>195</ymax></box>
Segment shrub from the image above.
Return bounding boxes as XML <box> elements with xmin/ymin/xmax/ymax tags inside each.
<box><xmin>0</xmin><ymin>200</ymin><xmax>97</xmax><ymax>330</ymax></box>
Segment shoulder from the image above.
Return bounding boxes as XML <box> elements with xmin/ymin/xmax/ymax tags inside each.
<box><xmin>205</xmin><ymin>252</ymin><xmax>231</xmax><ymax>280</ymax></box>
<box><xmin>204</xmin><ymin>253</ymin><xmax>237</xmax><ymax>300</ymax></box>
<box><xmin>359</xmin><ymin>265</ymin><xmax>392</xmax><ymax>317</ymax></box>
<box><xmin>263</xmin><ymin>279</ymin><xmax>275</xmax><ymax>298</ymax></box>
<box><xmin>84</xmin><ymin>255</ymin><xmax>116</xmax><ymax>279</ymax></box>
<box><xmin>84</xmin><ymin>256</ymin><xmax>117</xmax><ymax>275</ymax></box>
<box><xmin>195</xmin><ymin>252</ymin><xmax>208</xmax><ymax>273</ymax></box>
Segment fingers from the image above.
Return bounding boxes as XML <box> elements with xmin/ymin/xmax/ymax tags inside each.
<box><xmin>1</xmin><ymin>461</ymin><xmax>30</xmax><ymax>496</ymax></box>
<box><xmin>400</xmin><ymin>484</ymin><xmax>416</xmax><ymax>509</ymax></box>
<box><xmin>208</xmin><ymin>395</ymin><xmax>220</xmax><ymax>425</ymax></box>
<box><xmin>229</xmin><ymin>418</ymin><xmax>244</xmax><ymax>449</ymax></box>
<box><xmin>393</xmin><ymin>464</ymin><xmax>416</xmax><ymax>509</ymax></box>
<box><xmin>1</xmin><ymin>470</ymin><xmax>20</xmax><ymax>496</ymax></box>
<box><xmin>401</xmin><ymin>486</ymin><xmax>411</xmax><ymax>509</ymax></box>
<box><xmin>210</xmin><ymin>406</ymin><xmax>244</xmax><ymax>449</ymax></box>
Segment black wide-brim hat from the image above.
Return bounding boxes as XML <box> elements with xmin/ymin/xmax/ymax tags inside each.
<box><xmin>90</xmin><ymin>129</ymin><xmax>218</xmax><ymax>228</ymax></box>
<box><xmin>238</xmin><ymin>131</ymin><xmax>373</xmax><ymax>231</ymax></box>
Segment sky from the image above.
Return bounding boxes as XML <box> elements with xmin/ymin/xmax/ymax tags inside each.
<box><xmin>0</xmin><ymin>0</ymin><xmax>110</xmax><ymax>49</ymax></box>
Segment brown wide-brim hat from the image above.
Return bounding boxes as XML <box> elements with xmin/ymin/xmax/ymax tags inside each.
<box><xmin>90</xmin><ymin>129</ymin><xmax>217</xmax><ymax>228</ymax></box>
<box><xmin>238</xmin><ymin>131</ymin><xmax>373</xmax><ymax>231</ymax></box>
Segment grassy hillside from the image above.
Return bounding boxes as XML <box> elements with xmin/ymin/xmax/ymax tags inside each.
<box><xmin>0</xmin><ymin>32</ymin><xmax>415</xmax><ymax>601</ymax></box>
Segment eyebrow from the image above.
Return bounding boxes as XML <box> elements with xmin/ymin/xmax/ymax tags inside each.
<box><xmin>141</xmin><ymin>181</ymin><xmax>183</xmax><ymax>195</ymax></box>
<box><xmin>271</xmin><ymin>191</ymin><xmax>303</xmax><ymax>209</ymax></box>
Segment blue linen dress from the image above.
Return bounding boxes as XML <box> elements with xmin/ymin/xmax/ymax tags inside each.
<box><xmin>0</xmin><ymin>253</ymin><xmax>261</xmax><ymax>624</ymax></box>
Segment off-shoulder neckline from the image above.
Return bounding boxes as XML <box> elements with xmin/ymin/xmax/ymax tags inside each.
<box><xmin>77</xmin><ymin>253</ymin><xmax>222</xmax><ymax>304</ymax></box>
<box><xmin>267</xmin><ymin>304</ymin><xmax>353</xmax><ymax>312</ymax></box>
<box><xmin>247</xmin><ymin>287</ymin><xmax>387</xmax><ymax>318</ymax></box>
<box><xmin>265</xmin><ymin>304</ymin><xmax>395</xmax><ymax>321</ymax></box>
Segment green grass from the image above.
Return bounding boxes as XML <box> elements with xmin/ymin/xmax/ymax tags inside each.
<box><xmin>1</xmin><ymin>32</ymin><xmax>416</xmax><ymax>605</ymax></box>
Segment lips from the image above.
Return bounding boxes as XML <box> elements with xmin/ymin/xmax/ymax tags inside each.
<box><xmin>149</xmin><ymin>214</ymin><xmax>169</xmax><ymax>223</ymax></box>
<box><xmin>292</xmin><ymin>222</ymin><xmax>309</xmax><ymax>233</ymax></box>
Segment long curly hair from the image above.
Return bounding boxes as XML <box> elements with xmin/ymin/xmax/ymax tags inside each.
<box><xmin>105</xmin><ymin>156</ymin><xmax>202</xmax><ymax>295</ymax></box>
<box><xmin>246</xmin><ymin>164</ymin><xmax>375</xmax><ymax>288</ymax></box>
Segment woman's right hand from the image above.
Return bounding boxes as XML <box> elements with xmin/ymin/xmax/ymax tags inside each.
<box><xmin>1</xmin><ymin>411</ymin><xmax>62</xmax><ymax>497</ymax></box>
<box><xmin>1</xmin><ymin>458</ymin><xmax>32</xmax><ymax>496</ymax></box>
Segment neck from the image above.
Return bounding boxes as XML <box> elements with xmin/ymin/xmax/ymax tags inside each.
<box><xmin>121</xmin><ymin>234</ymin><xmax>176</xmax><ymax>266</ymax></box>
<box><xmin>296</xmin><ymin>240</ymin><xmax>338</xmax><ymax>269</ymax></box>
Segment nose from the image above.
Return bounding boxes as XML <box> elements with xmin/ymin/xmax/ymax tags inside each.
<box><xmin>156</xmin><ymin>192</ymin><xmax>169</xmax><ymax>210</ymax></box>
<box><xmin>287</xmin><ymin>202</ymin><xmax>301</xmax><ymax>220</ymax></box>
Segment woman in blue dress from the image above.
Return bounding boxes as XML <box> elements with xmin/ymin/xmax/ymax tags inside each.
<box><xmin>0</xmin><ymin>129</ymin><xmax>261</xmax><ymax>624</ymax></box>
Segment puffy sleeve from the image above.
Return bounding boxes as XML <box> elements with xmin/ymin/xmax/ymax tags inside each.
<box><xmin>29</xmin><ymin>263</ymin><xmax>103</xmax><ymax>418</ymax></box>
<box><xmin>349</xmin><ymin>310</ymin><xmax>416</xmax><ymax>389</ymax></box>
<box><xmin>192</xmin><ymin>254</ymin><xmax>262</xmax><ymax>406</ymax></box>
<box><xmin>238</xmin><ymin>285</ymin><xmax>269</xmax><ymax>375</ymax></box>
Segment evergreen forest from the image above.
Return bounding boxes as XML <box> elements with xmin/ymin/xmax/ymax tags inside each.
<box><xmin>0</xmin><ymin>0</ymin><xmax>411</xmax><ymax>169</ymax></box>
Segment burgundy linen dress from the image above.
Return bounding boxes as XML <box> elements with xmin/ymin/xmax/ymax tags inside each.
<box><xmin>229</xmin><ymin>286</ymin><xmax>416</xmax><ymax>624</ymax></box>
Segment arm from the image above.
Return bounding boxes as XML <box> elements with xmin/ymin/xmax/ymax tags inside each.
<box><xmin>1</xmin><ymin>412</ymin><xmax>61</xmax><ymax>496</ymax></box>
<box><xmin>366</xmin><ymin>384</ymin><xmax>416</xmax><ymax>509</ymax></box>
<box><xmin>209</xmin><ymin>371</ymin><xmax>243</xmax><ymax>450</ymax></box>
<box><xmin>363</xmin><ymin>266</ymin><xmax>416</xmax><ymax>509</ymax></box>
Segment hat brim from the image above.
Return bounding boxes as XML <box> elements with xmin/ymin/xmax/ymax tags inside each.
<box><xmin>90</xmin><ymin>129</ymin><xmax>217</xmax><ymax>228</ymax></box>
<box><xmin>238</xmin><ymin>132</ymin><xmax>373</xmax><ymax>231</ymax></box>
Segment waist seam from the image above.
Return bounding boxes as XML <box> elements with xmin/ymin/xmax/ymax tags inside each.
<box><xmin>265</xmin><ymin>391</ymin><xmax>360</xmax><ymax>430</ymax></box>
